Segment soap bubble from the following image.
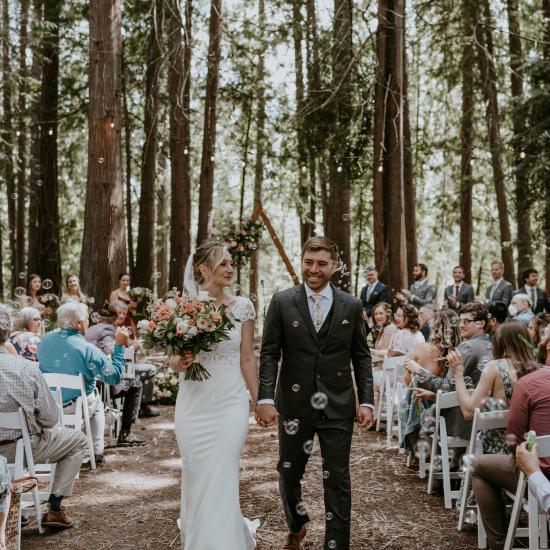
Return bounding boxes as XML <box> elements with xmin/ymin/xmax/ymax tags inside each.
<box><xmin>303</xmin><ymin>440</ymin><xmax>314</xmax><ymax>454</ymax></box>
<box><xmin>42</xmin><ymin>279</ymin><xmax>53</xmax><ymax>290</ymax></box>
<box><xmin>296</xmin><ymin>501</ymin><xmax>307</xmax><ymax>515</ymax></box>
<box><xmin>284</xmin><ymin>420</ymin><xmax>299</xmax><ymax>436</ymax></box>
<box><xmin>292</xmin><ymin>384</ymin><xmax>300</xmax><ymax>392</ymax></box>
<box><xmin>310</xmin><ymin>391</ymin><xmax>328</xmax><ymax>410</ymax></box>
<box><xmin>14</xmin><ymin>287</ymin><xmax>26</xmax><ymax>297</ymax></box>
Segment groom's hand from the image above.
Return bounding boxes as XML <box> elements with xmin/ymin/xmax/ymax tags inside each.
<box><xmin>356</xmin><ymin>405</ymin><xmax>373</xmax><ymax>429</ymax></box>
<box><xmin>255</xmin><ymin>404</ymin><xmax>278</xmax><ymax>427</ymax></box>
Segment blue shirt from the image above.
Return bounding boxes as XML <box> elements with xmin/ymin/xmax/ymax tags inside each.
<box><xmin>514</xmin><ymin>310</ymin><xmax>535</xmax><ymax>327</ymax></box>
<box><xmin>37</xmin><ymin>329</ymin><xmax>125</xmax><ymax>404</ymax></box>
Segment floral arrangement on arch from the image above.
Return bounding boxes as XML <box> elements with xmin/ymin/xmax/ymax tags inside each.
<box><xmin>222</xmin><ymin>218</ymin><xmax>264</xmax><ymax>266</ymax></box>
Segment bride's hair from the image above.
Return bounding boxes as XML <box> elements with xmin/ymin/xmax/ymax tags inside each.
<box><xmin>192</xmin><ymin>241</ymin><xmax>228</xmax><ymax>285</ymax></box>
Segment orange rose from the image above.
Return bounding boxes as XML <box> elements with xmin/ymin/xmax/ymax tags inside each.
<box><xmin>148</xmin><ymin>320</ymin><xmax>157</xmax><ymax>332</ymax></box>
<box><xmin>210</xmin><ymin>312</ymin><xmax>221</xmax><ymax>323</ymax></box>
<box><xmin>156</xmin><ymin>305</ymin><xmax>173</xmax><ymax>321</ymax></box>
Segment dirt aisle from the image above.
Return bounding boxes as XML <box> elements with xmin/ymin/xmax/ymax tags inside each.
<box><xmin>23</xmin><ymin>406</ymin><xmax>477</xmax><ymax>549</ymax></box>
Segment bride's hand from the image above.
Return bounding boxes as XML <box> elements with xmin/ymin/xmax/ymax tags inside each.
<box><xmin>170</xmin><ymin>352</ymin><xmax>195</xmax><ymax>372</ymax></box>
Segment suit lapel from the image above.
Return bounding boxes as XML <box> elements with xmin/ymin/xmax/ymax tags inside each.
<box><xmin>293</xmin><ymin>285</ymin><xmax>319</xmax><ymax>344</ymax></box>
<box><xmin>320</xmin><ymin>284</ymin><xmax>345</xmax><ymax>350</ymax></box>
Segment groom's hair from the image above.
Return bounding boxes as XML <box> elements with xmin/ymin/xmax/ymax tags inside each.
<box><xmin>301</xmin><ymin>236</ymin><xmax>338</xmax><ymax>261</ymax></box>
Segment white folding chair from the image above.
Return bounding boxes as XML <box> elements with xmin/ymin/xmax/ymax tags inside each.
<box><xmin>427</xmin><ymin>390</ymin><xmax>471</xmax><ymax>509</ymax></box>
<box><xmin>381</xmin><ymin>356</ymin><xmax>406</xmax><ymax>445</ymax></box>
<box><xmin>42</xmin><ymin>373</ymin><xmax>96</xmax><ymax>470</ymax></box>
<box><xmin>504</xmin><ymin>434</ymin><xmax>550</xmax><ymax>550</ymax></box>
<box><xmin>456</xmin><ymin>409</ymin><xmax>509</xmax><ymax>547</ymax></box>
<box><xmin>0</xmin><ymin>408</ymin><xmax>44</xmax><ymax>539</ymax></box>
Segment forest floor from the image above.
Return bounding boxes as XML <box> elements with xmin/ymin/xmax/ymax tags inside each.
<box><xmin>23</xmin><ymin>405</ymin><xmax>480</xmax><ymax>550</ymax></box>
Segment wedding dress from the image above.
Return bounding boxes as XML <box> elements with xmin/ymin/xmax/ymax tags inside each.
<box><xmin>174</xmin><ymin>296</ymin><xmax>259</xmax><ymax>550</ymax></box>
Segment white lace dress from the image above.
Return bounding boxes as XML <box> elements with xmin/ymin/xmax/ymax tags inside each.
<box><xmin>175</xmin><ymin>296</ymin><xmax>258</xmax><ymax>550</ymax></box>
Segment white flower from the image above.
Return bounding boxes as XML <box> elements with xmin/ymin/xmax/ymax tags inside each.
<box><xmin>136</xmin><ymin>319</ymin><xmax>149</xmax><ymax>334</ymax></box>
<box><xmin>176</xmin><ymin>319</ymin><xmax>189</xmax><ymax>335</ymax></box>
<box><xmin>166</xmin><ymin>298</ymin><xmax>178</xmax><ymax>310</ymax></box>
<box><xmin>187</xmin><ymin>326</ymin><xmax>198</xmax><ymax>337</ymax></box>
<box><xmin>196</xmin><ymin>318</ymin><xmax>208</xmax><ymax>330</ymax></box>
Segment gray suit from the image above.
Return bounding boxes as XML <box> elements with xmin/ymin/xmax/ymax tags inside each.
<box><xmin>409</xmin><ymin>279</ymin><xmax>436</xmax><ymax>306</ymax></box>
<box><xmin>485</xmin><ymin>279</ymin><xmax>514</xmax><ymax>307</ymax></box>
<box><xmin>444</xmin><ymin>282</ymin><xmax>475</xmax><ymax>311</ymax></box>
<box><xmin>259</xmin><ymin>284</ymin><xmax>373</xmax><ymax>547</ymax></box>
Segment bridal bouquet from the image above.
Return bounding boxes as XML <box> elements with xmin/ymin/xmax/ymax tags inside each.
<box><xmin>128</xmin><ymin>286</ymin><xmax>154</xmax><ymax>318</ymax></box>
<box><xmin>141</xmin><ymin>290</ymin><xmax>236</xmax><ymax>381</ymax></box>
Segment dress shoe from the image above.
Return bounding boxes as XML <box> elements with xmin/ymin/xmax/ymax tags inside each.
<box><xmin>139</xmin><ymin>404</ymin><xmax>160</xmax><ymax>418</ymax></box>
<box><xmin>42</xmin><ymin>507</ymin><xmax>74</xmax><ymax>529</ymax></box>
<box><xmin>94</xmin><ymin>454</ymin><xmax>104</xmax><ymax>467</ymax></box>
<box><xmin>117</xmin><ymin>432</ymin><xmax>146</xmax><ymax>447</ymax></box>
<box><xmin>282</xmin><ymin>525</ymin><xmax>306</xmax><ymax>549</ymax></box>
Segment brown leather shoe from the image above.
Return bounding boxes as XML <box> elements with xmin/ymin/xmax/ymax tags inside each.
<box><xmin>282</xmin><ymin>525</ymin><xmax>306</xmax><ymax>549</ymax></box>
<box><xmin>41</xmin><ymin>507</ymin><xmax>74</xmax><ymax>529</ymax></box>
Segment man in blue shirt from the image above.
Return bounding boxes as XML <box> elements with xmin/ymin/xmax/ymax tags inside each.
<box><xmin>37</xmin><ymin>302</ymin><xmax>129</xmax><ymax>466</ymax></box>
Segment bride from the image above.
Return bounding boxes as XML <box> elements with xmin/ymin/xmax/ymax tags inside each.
<box><xmin>170</xmin><ymin>241</ymin><xmax>260</xmax><ymax>549</ymax></box>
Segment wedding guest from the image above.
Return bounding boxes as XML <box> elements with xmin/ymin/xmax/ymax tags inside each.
<box><xmin>60</xmin><ymin>274</ymin><xmax>87</xmax><ymax>304</ymax></box>
<box><xmin>515</xmin><ymin>267</ymin><xmax>550</xmax><ymax>315</ymax></box>
<box><xmin>37</xmin><ymin>302</ymin><xmax>129</xmax><ymax>466</ymax></box>
<box><xmin>485</xmin><ymin>261</ymin><xmax>513</xmax><ymax>307</ymax></box>
<box><xmin>537</xmin><ymin>323</ymin><xmax>550</xmax><ymax>366</ymax></box>
<box><xmin>516</xmin><ymin>441</ymin><xmax>550</xmax><ymax>516</ymax></box>
<box><xmin>112</xmin><ymin>300</ymin><xmax>136</xmax><ymax>339</ymax></box>
<box><xmin>18</xmin><ymin>273</ymin><xmax>44</xmax><ymax>311</ymax></box>
<box><xmin>397</xmin><ymin>263</ymin><xmax>436</xmax><ymax>307</ymax></box>
<box><xmin>388</xmin><ymin>304</ymin><xmax>425</xmax><ymax>356</ymax></box>
<box><xmin>109</xmin><ymin>273</ymin><xmax>134</xmax><ymax>308</ymax></box>
<box><xmin>419</xmin><ymin>304</ymin><xmax>433</xmax><ymax>341</ymax></box>
<box><xmin>85</xmin><ymin>304</ymin><xmax>146</xmax><ymax>447</ymax></box>
<box><xmin>508</xmin><ymin>293</ymin><xmax>534</xmax><ymax>326</ymax></box>
<box><xmin>0</xmin><ymin>456</ymin><xmax>10</xmax><ymax>550</ymax></box>
<box><xmin>359</xmin><ymin>267</ymin><xmax>391</xmax><ymax>326</ymax></box>
<box><xmin>470</xmin><ymin>363</ymin><xmax>550</xmax><ymax>549</ymax></box>
<box><xmin>487</xmin><ymin>302</ymin><xmax>508</xmax><ymax>343</ymax></box>
<box><xmin>0</xmin><ymin>306</ymin><xmax>88</xmax><ymax>528</ymax></box>
<box><xmin>444</xmin><ymin>266</ymin><xmax>475</xmax><ymax>311</ymax></box>
<box><xmin>449</xmin><ymin>321</ymin><xmax>537</xmax><ymax>454</ymax></box>
<box><xmin>528</xmin><ymin>313</ymin><xmax>550</xmax><ymax>348</ymax></box>
<box><xmin>9</xmin><ymin>306</ymin><xmax>43</xmax><ymax>362</ymax></box>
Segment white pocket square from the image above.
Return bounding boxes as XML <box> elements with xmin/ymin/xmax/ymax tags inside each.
<box><xmin>341</xmin><ymin>319</ymin><xmax>350</xmax><ymax>325</ymax></box>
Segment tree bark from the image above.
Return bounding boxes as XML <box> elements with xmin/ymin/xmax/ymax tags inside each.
<box><xmin>250</xmin><ymin>0</ymin><xmax>266</xmax><ymax>313</ymax></box>
<box><xmin>36</xmin><ymin>0</ymin><xmax>62</xmax><ymax>293</ymax></box>
<box><xmin>544</xmin><ymin>0</ymin><xmax>550</xmax><ymax>295</ymax></box>
<box><xmin>134</xmin><ymin>1</ymin><xmax>162</xmax><ymax>287</ymax></box>
<box><xmin>506</xmin><ymin>0</ymin><xmax>531</xmax><ymax>285</ymax></box>
<box><xmin>80</xmin><ymin>0</ymin><xmax>126</xmax><ymax>304</ymax></box>
<box><xmin>167</xmin><ymin>0</ymin><xmax>192</xmax><ymax>290</ymax></box>
<box><xmin>196</xmin><ymin>0</ymin><xmax>222</xmax><ymax>246</ymax></box>
<box><xmin>156</xmin><ymin>173</ymin><xmax>168</xmax><ymax>296</ymax></box>
<box><xmin>475</xmin><ymin>0</ymin><xmax>515</xmax><ymax>284</ymax></box>
<box><xmin>459</xmin><ymin>0</ymin><xmax>475</xmax><ymax>283</ymax></box>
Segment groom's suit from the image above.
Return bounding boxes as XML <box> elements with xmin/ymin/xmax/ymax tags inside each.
<box><xmin>259</xmin><ymin>283</ymin><xmax>373</xmax><ymax>549</ymax></box>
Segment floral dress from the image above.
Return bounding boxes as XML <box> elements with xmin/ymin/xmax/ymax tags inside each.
<box><xmin>9</xmin><ymin>331</ymin><xmax>42</xmax><ymax>362</ymax></box>
<box><xmin>0</xmin><ymin>455</ymin><xmax>10</xmax><ymax>513</ymax></box>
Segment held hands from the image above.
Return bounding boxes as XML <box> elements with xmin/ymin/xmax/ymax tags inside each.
<box><xmin>255</xmin><ymin>404</ymin><xmax>278</xmax><ymax>428</ymax></box>
<box><xmin>516</xmin><ymin>442</ymin><xmax>541</xmax><ymax>477</ymax></box>
<box><xmin>405</xmin><ymin>358</ymin><xmax>421</xmax><ymax>375</ymax></box>
<box><xmin>411</xmin><ymin>388</ymin><xmax>436</xmax><ymax>402</ymax></box>
<box><xmin>356</xmin><ymin>405</ymin><xmax>373</xmax><ymax>428</ymax></box>
<box><xmin>446</xmin><ymin>350</ymin><xmax>464</xmax><ymax>377</ymax></box>
<box><xmin>114</xmin><ymin>327</ymin><xmax>131</xmax><ymax>346</ymax></box>
<box><xmin>170</xmin><ymin>352</ymin><xmax>195</xmax><ymax>372</ymax></box>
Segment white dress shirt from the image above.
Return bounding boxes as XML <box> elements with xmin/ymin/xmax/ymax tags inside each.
<box><xmin>366</xmin><ymin>280</ymin><xmax>378</xmax><ymax>301</ymax></box>
<box><xmin>528</xmin><ymin>471</ymin><xmax>550</xmax><ymax>516</ymax></box>
<box><xmin>258</xmin><ymin>283</ymin><xmax>373</xmax><ymax>410</ymax></box>
<box><xmin>489</xmin><ymin>278</ymin><xmax>504</xmax><ymax>301</ymax></box>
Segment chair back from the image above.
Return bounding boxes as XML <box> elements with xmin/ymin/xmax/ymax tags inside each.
<box><xmin>0</xmin><ymin>410</ymin><xmax>23</xmax><ymax>431</ymax></box>
<box><xmin>124</xmin><ymin>347</ymin><xmax>135</xmax><ymax>362</ymax></box>
<box><xmin>42</xmin><ymin>372</ymin><xmax>84</xmax><ymax>391</ymax></box>
<box><xmin>472</xmin><ymin>408</ymin><xmax>508</xmax><ymax>433</ymax></box>
<box><xmin>437</xmin><ymin>390</ymin><xmax>460</xmax><ymax>410</ymax></box>
<box><xmin>535</xmin><ymin>434</ymin><xmax>550</xmax><ymax>458</ymax></box>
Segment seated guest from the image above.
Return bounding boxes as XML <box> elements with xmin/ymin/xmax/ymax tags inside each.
<box><xmin>0</xmin><ymin>307</ymin><xmax>88</xmax><ymax>528</ymax></box>
<box><xmin>359</xmin><ymin>267</ymin><xmax>391</xmax><ymax>328</ymax></box>
<box><xmin>487</xmin><ymin>302</ymin><xmax>508</xmax><ymax>343</ymax></box>
<box><xmin>113</xmin><ymin>300</ymin><xmax>136</xmax><ymax>339</ymax></box>
<box><xmin>85</xmin><ymin>304</ymin><xmax>146</xmax><ymax>446</ymax></box>
<box><xmin>449</xmin><ymin>321</ymin><xmax>537</xmax><ymax>454</ymax></box>
<box><xmin>515</xmin><ymin>267</ymin><xmax>550</xmax><ymax>315</ymax></box>
<box><xmin>388</xmin><ymin>304</ymin><xmax>425</xmax><ymax>357</ymax></box>
<box><xmin>528</xmin><ymin>313</ymin><xmax>550</xmax><ymax>348</ymax></box>
<box><xmin>60</xmin><ymin>274</ymin><xmax>87</xmax><ymax>304</ymax></box>
<box><xmin>9</xmin><ymin>306</ymin><xmax>43</xmax><ymax>362</ymax></box>
<box><xmin>485</xmin><ymin>260</ymin><xmax>514</xmax><ymax>307</ymax></box>
<box><xmin>537</xmin><ymin>322</ymin><xmax>550</xmax><ymax>366</ymax></box>
<box><xmin>37</xmin><ymin>303</ymin><xmax>129</xmax><ymax>466</ymax></box>
<box><xmin>508</xmin><ymin>293</ymin><xmax>534</xmax><ymax>326</ymax></box>
<box><xmin>444</xmin><ymin>266</ymin><xmax>475</xmax><ymax>311</ymax></box>
<box><xmin>419</xmin><ymin>305</ymin><xmax>433</xmax><ymax>341</ymax></box>
<box><xmin>470</xmin><ymin>362</ymin><xmax>550</xmax><ymax>549</ymax></box>
<box><xmin>516</xmin><ymin>441</ymin><xmax>550</xmax><ymax>516</ymax></box>
<box><xmin>17</xmin><ymin>273</ymin><xmax>44</xmax><ymax>311</ymax></box>
<box><xmin>0</xmin><ymin>455</ymin><xmax>10</xmax><ymax>550</ymax></box>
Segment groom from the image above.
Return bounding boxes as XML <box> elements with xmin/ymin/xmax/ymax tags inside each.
<box><xmin>256</xmin><ymin>236</ymin><xmax>374</xmax><ymax>550</ymax></box>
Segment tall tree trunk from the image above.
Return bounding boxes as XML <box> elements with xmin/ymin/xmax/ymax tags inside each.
<box><xmin>544</xmin><ymin>0</ymin><xmax>550</xmax><ymax>295</ymax></box>
<box><xmin>2</xmin><ymin>0</ymin><xmax>17</xmax><ymax>292</ymax></box>
<box><xmin>156</xmin><ymin>173</ymin><xmax>168</xmax><ymax>296</ymax></box>
<box><xmin>168</xmin><ymin>0</ymin><xmax>192</xmax><ymax>290</ymax></box>
<box><xmin>250</xmin><ymin>0</ymin><xmax>266</xmax><ymax>313</ymax></box>
<box><xmin>372</xmin><ymin>0</ymin><xmax>408</xmax><ymax>291</ymax></box>
<box><xmin>36</xmin><ymin>0</ymin><xmax>62</xmax><ymax>292</ymax></box>
<box><xmin>81</xmin><ymin>0</ymin><xmax>126</xmax><ymax>304</ymax></box>
<box><xmin>196</xmin><ymin>0</ymin><xmax>222</xmax><ymax>246</ymax></box>
<box><xmin>459</xmin><ymin>0</ymin><xmax>475</xmax><ymax>283</ymax></box>
<box><xmin>16</xmin><ymin>0</ymin><xmax>29</xmax><ymax>281</ymax></box>
<box><xmin>475</xmin><ymin>0</ymin><xmax>515</xmax><ymax>284</ymax></box>
<box><xmin>26</xmin><ymin>0</ymin><xmax>42</xmax><ymax>274</ymax></box>
<box><xmin>122</xmin><ymin>48</ymin><xmax>134</xmax><ymax>277</ymax></box>
<box><xmin>506</xmin><ymin>0</ymin><xmax>531</xmax><ymax>285</ymax></box>
<box><xmin>134</xmin><ymin>1</ymin><xmax>162</xmax><ymax>287</ymax></box>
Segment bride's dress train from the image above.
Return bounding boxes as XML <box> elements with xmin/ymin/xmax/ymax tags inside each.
<box><xmin>174</xmin><ymin>297</ymin><xmax>258</xmax><ymax>550</ymax></box>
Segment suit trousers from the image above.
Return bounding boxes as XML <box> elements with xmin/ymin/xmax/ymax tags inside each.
<box><xmin>277</xmin><ymin>411</ymin><xmax>354</xmax><ymax>550</ymax></box>
<box><xmin>471</xmin><ymin>454</ymin><xmax>518</xmax><ymax>550</ymax></box>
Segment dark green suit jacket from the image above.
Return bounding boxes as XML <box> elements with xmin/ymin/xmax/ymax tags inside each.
<box><xmin>259</xmin><ymin>283</ymin><xmax>374</xmax><ymax>419</ymax></box>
